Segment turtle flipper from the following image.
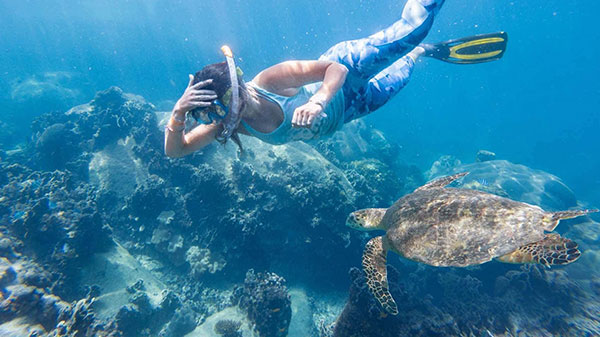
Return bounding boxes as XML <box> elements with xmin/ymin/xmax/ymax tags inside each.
<box><xmin>543</xmin><ymin>209</ymin><xmax>598</xmax><ymax>231</ymax></box>
<box><xmin>497</xmin><ymin>233</ymin><xmax>581</xmax><ymax>267</ymax></box>
<box><xmin>414</xmin><ymin>172</ymin><xmax>469</xmax><ymax>192</ymax></box>
<box><xmin>363</xmin><ymin>236</ymin><xmax>398</xmax><ymax>315</ymax></box>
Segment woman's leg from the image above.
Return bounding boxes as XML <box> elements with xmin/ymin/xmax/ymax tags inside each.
<box><xmin>320</xmin><ymin>0</ymin><xmax>444</xmax><ymax>89</ymax></box>
<box><xmin>343</xmin><ymin>50</ymin><xmax>421</xmax><ymax>122</ymax></box>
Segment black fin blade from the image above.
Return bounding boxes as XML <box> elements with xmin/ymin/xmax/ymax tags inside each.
<box><xmin>424</xmin><ymin>31</ymin><xmax>508</xmax><ymax>64</ymax></box>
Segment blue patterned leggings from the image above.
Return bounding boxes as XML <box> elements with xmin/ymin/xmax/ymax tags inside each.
<box><xmin>319</xmin><ymin>0</ymin><xmax>445</xmax><ymax>122</ymax></box>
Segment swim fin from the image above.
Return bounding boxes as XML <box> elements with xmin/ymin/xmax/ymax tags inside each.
<box><xmin>422</xmin><ymin>31</ymin><xmax>508</xmax><ymax>64</ymax></box>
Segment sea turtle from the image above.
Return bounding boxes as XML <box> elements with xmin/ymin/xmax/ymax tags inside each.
<box><xmin>346</xmin><ymin>172</ymin><xmax>597</xmax><ymax>315</ymax></box>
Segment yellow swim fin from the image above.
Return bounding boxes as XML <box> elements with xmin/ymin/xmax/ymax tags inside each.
<box><xmin>422</xmin><ymin>31</ymin><xmax>508</xmax><ymax>64</ymax></box>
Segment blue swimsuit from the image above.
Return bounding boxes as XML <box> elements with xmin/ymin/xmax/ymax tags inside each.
<box><xmin>243</xmin><ymin>0</ymin><xmax>445</xmax><ymax>145</ymax></box>
<box><xmin>241</xmin><ymin>82</ymin><xmax>345</xmax><ymax>144</ymax></box>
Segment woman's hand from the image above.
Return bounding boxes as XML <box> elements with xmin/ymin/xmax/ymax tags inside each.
<box><xmin>292</xmin><ymin>102</ymin><xmax>326</xmax><ymax>128</ymax></box>
<box><xmin>173</xmin><ymin>75</ymin><xmax>217</xmax><ymax>116</ymax></box>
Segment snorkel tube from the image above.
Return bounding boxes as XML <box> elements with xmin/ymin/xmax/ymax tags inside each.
<box><xmin>217</xmin><ymin>45</ymin><xmax>241</xmax><ymax>142</ymax></box>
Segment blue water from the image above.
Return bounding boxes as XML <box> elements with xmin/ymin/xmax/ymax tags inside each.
<box><xmin>1</xmin><ymin>1</ymin><xmax>600</xmax><ymax>336</ymax></box>
<box><xmin>2</xmin><ymin>0</ymin><xmax>599</xmax><ymax>204</ymax></box>
<box><xmin>369</xmin><ymin>0</ymin><xmax>600</xmax><ymax>206</ymax></box>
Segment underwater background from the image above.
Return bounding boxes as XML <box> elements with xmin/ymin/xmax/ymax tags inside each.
<box><xmin>1</xmin><ymin>0</ymin><xmax>599</xmax><ymax>336</ymax></box>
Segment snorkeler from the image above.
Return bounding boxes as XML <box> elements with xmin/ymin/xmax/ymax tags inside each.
<box><xmin>164</xmin><ymin>0</ymin><xmax>507</xmax><ymax>157</ymax></box>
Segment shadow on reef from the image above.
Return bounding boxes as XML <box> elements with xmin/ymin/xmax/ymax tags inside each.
<box><xmin>1</xmin><ymin>86</ymin><xmax>598</xmax><ymax>336</ymax></box>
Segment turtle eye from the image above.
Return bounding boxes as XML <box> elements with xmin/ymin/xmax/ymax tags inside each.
<box><xmin>346</xmin><ymin>213</ymin><xmax>361</xmax><ymax>229</ymax></box>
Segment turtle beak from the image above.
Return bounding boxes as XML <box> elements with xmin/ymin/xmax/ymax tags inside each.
<box><xmin>345</xmin><ymin>212</ymin><xmax>362</xmax><ymax>230</ymax></box>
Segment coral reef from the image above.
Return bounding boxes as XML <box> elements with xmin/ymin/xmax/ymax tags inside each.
<box><xmin>5</xmin><ymin>71</ymin><xmax>85</xmax><ymax>146</ymax></box>
<box><xmin>426</xmin><ymin>154</ymin><xmax>462</xmax><ymax>181</ymax></box>
<box><xmin>313</xmin><ymin>120</ymin><xmax>424</xmax><ymax>207</ymax></box>
<box><xmin>10</xmin><ymin>71</ymin><xmax>81</xmax><ymax>108</ymax></box>
<box><xmin>333</xmin><ymin>267</ymin><xmax>460</xmax><ymax>337</ymax></box>
<box><xmin>214</xmin><ymin>319</ymin><xmax>242</xmax><ymax>337</ymax></box>
<box><xmin>476</xmin><ymin>149</ymin><xmax>496</xmax><ymax>162</ymax></box>
<box><xmin>233</xmin><ymin>269</ymin><xmax>292</xmax><ymax>337</ymax></box>
<box><xmin>0</xmin><ymin>258</ymin><xmax>120</xmax><ymax>336</ymax></box>
<box><xmin>113</xmin><ymin>282</ymin><xmax>196</xmax><ymax>337</ymax></box>
<box><xmin>0</xmin><ymin>163</ymin><xmax>113</xmax><ymax>300</ymax></box>
<box><xmin>333</xmin><ymin>263</ymin><xmax>600</xmax><ymax>337</ymax></box>
<box><xmin>186</xmin><ymin>246</ymin><xmax>226</xmax><ymax>278</ymax></box>
<box><xmin>26</xmin><ymin>86</ymin><xmax>157</xmax><ymax>180</ymax></box>
<box><xmin>0</xmin><ymin>120</ymin><xmax>17</xmax><ymax>149</ymax></box>
<box><xmin>2</xmin><ymin>86</ymin><xmax>409</xmax><ymax>335</ymax></box>
<box><xmin>112</xmin><ymin>109</ymin><xmax>420</xmax><ymax>289</ymax></box>
<box><xmin>329</xmin><ymin>154</ymin><xmax>600</xmax><ymax>336</ymax></box>
<box><xmin>428</xmin><ymin>158</ymin><xmax>578</xmax><ymax>211</ymax></box>
<box><xmin>2</xmin><ymin>85</ymin><xmax>598</xmax><ymax>336</ymax></box>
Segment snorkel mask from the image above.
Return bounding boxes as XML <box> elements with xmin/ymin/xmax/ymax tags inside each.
<box><xmin>192</xmin><ymin>94</ymin><xmax>230</xmax><ymax>125</ymax></box>
<box><xmin>190</xmin><ymin>45</ymin><xmax>243</xmax><ymax>143</ymax></box>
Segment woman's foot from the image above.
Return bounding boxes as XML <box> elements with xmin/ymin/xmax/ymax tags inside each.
<box><xmin>407</xmin><ymin>46</ymin><xmax>425</xmax><ymax>62</ymax></box>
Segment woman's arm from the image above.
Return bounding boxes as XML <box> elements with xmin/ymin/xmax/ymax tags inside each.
<box><xmin>165</xmin><ymin>122</ymin><xmax>220</xmax><ymax>158</ymax></box>
<box><xmin>253</xmin><ymin>60</ymin><xmax>347</xmax><ymax>96</ymax></box>
<box><xmin>164</xmin><ymin>75</ymin><xmax>220</xmax><ymax>158</ymax></box>
<box><xmin>253</xmin><ymin>60</ymin><xmax>348</xmax><ymax>128</ymax></box>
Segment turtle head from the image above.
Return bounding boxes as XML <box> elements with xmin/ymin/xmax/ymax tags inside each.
<box><xmin>346</xmin><ymin>208</ymin><xmax>387</xmax><ymax>231</ymax></box>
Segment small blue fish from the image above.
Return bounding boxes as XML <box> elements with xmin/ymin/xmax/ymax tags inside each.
<box><xmin>32</xmin><ymin>179</ymin><xmax>42</xmax><ymax>188</ymax></box>
<box><xmin>47</xmin><ymin>200</ymin><xmax>57</xmax><ymax>210</ymax></box>
<box><xmin>12</xmin><ymin>211</ymin><xmax>25</xmax><ymax>221</ymax></box>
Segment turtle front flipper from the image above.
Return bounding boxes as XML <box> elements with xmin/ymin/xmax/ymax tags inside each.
<box><xmin>414</xmin><ymin>172</ymin><xmax>469</xmax><ymax>192</ymax></box>
<box><xmin>497</xmin><ymin>233</ymin><xmax>581</xmax><ymax>267</ymax></box>
<box><xmin>363</xmin><ymin>236</ymin><xmax>398</xmax><ymax>315</ymax></box>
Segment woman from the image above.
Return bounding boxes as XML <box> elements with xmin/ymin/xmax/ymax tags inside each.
<box><xmin>165</xmin><ymin>0</ymin><xmax>507</xmax><ymax>157</ymax></box>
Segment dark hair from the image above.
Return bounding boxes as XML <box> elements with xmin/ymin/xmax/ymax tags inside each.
<box><xmin>193</xmin><ymin>62</ymin><xmax>230</xmax><ymax>98</ymax></box>
<box><xmin>193</xmin><ymin>62</ymin><xmax>246</xmax><ymax>104</ymax></box>
<box><xmin>193</xmin><ymin>62</ymin><xmax>247</xmax><ymax>153</ymax></box>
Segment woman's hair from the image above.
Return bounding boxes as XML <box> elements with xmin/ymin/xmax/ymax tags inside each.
<box><xmin>193</xmin><ymin>62</ymin><xmax>246</xmax><ymax>102</ymax></box>
<box><xmin>192</xmin><ymin>62</ymin><xmax>247</xmax><ymax>153</ymax></box>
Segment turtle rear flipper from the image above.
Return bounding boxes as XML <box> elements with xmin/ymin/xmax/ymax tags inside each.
<box><xmin>497</xmin><ymin>233</ymin><xmax>581</xmax><ymax>267</ymax></box>
<box><xmin>363</xmin><ymin>236</ymin><xmax>398</xmax><ymax>315</ymax></box>
<box><xmin>543</xmin><ymin>209</ymin><xmax>598</xmax><ymax>231</ymax></box>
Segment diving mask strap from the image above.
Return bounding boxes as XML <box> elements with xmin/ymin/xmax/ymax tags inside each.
<box><xmin>219</xmin><ymin>45</ymin><xmax>240</xmax><ymax>140</ymax></box>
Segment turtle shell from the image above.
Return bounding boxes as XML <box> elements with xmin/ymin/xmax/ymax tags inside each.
<box><xmin>382</xmin><ymin>187</ymin><xmax>549</xmax><ymax>267</ymax></box>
